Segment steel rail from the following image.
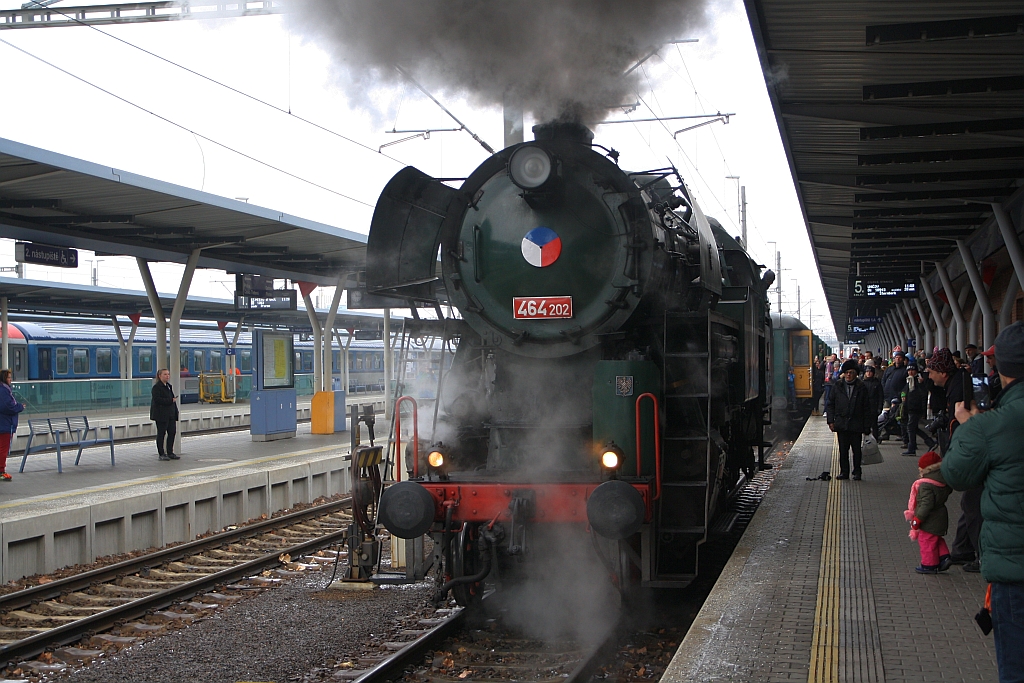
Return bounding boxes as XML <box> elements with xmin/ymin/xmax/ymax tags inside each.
<box><xmin>0</xmin><ymin>497</ymin><xmax>352</xmax><ymax>613</ymax></box>
<box><xmin>352</xmin><ymin>608</ymin><xmax>468</xmax><ymax>683</ymax></box>
<box><xmin>0</xmin><ymin>497</ymin><xmax>353</xmax><ymax>666</ymax></box>
<box><xmin>352</xmin><ymin>598</ymin><xmax>620</xmax><ymax>683</ymax></box>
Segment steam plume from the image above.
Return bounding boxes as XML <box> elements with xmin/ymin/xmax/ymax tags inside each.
<box><xmin>287</xmin><ymin>0</ymin><xmax>710</xmax><ymax>125</ymax></box>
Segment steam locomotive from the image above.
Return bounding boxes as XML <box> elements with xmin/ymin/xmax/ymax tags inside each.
<box><xmin>373</xmin><ymin>122</ymin><xmax>774</xmax><ymax>602</ymax></box>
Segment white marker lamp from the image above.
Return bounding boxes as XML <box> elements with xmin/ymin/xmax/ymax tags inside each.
<box><xmin>508</xmin><ymin>145</ymin><xmax>553</xmax><ymax>190</ymax></box>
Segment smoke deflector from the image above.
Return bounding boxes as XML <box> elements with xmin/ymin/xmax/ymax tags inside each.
<box><xmin>366</xmin><ymin>166</ymin><xmax>460</xmax><ymax>298</ymax></box>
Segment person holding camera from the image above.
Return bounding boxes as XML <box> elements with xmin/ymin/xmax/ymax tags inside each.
<box><xmin>824</xmin><ymin>359</ymin><xmax>874</xmax><ymax>481</ymax></box>
<box><xmin>942</xmin><ymin>322</ymin><xmax>1024</xmax><ymax>683</ymax></box>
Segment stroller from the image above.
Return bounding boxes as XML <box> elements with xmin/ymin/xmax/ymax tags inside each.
<box><xmin>877</xmin><ymin>398</ymin><xmax>902</xmax><ymax>441</ymax></box>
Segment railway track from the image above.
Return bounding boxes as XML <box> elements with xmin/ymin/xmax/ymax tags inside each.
<box><xmin>338</xmin><ymin>598</ymin><xmax>618</xmax><ymax>683</ymax></box>
<box><xmin>0</xmin><ymin>497</ymin><xmax>355</xmax><ymax>669</ymax></box>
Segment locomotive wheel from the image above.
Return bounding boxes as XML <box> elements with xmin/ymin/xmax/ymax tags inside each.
<box><xmin>451</xmin><ymin>524</ymin><xmax>483</xmax><ymax>607</ymax></box>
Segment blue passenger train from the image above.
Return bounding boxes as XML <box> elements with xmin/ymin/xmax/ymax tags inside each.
<box><xmin>1</xmin><ymin>321</ymin><xmax>401</xmax><ymax>394</ymax></box>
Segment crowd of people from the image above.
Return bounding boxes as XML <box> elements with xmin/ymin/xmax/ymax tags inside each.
<box><xmin>816</xmin><ymin>324</ymin><xmax>1024</xmax><ymax>683</ymax></box>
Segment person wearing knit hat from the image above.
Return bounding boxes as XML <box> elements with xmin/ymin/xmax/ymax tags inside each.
<box><xmin>905</xmin><ymin>451</ymin><xmax>952</xmax><ymax>574</ymax></box>
<box><xmin>943</xmin><ymin>321</ymin><xmax>1024</xmax><ymax>681</ymax></box>
<box><xmin>981</xmin><ymin>344</ymin><xmax>1002</xmax><ymax>402</ymax></box>
<box><xmin>824</xmin><ymin>358</ymin><xmax>874</xmax><ymax>480</ymax></box>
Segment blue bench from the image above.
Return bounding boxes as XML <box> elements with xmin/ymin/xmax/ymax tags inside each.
<box><xmin>19</xmin><ymin>417</ymin><xmax>115</xmax><ymax>474</ymax></box>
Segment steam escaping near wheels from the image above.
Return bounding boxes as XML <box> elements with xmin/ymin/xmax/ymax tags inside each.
<box><xmin>587</xmin><ymin>480</ymin><xmax>646</xmax><ymax>540</ymax></box>
<box><xmin>379</xmin><ymin>482</ymin><xmax>436</xmax><ymax>539</ymax></box>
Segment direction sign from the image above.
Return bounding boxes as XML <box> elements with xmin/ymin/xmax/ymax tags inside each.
<box><xmin>15</xmin><ymin>242</ymin><xmax>78</xmax><ymax>269</ymax></box>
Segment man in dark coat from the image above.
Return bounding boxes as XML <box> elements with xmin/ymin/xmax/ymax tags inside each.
<box><xmin>825</xmin><ymin>359</ymin><xmax>874</xmax><ymax>480</ymax></box>
<box><xmin>900</xmin><ymin>364</ymin><xmax>935</xmax><ymax>456</ymax></box>
<box><xmin>150</xmin><ymin>369</ymin><xmax>179</xmax><ymax>461</ymax></box>
<box><xmin>861</xmin><ymin>363</ymin><xmax>884</xmax><ymax>440</ymax></box>
<box><xmin>882</xmin><ymin>351</ymin><xmax>910</xmax><ymax>405</ymax></box>
<box><xmin>965</xmin><ymin>343</ymin><xmax>985</xmax><ymax>378</ymax></box>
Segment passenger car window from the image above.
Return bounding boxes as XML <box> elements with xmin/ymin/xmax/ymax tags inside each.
<box><xmin>96</xmin><ymin>347</ymin><xmax>113</xmax><ymax>374</ymax></box>
<box><xmin>73</xmin><ymin>348</ymin><xmax>89</xmax><ymax>374</ymax></box>
<box><xmin>56</xmin><ymin>348</ymin><xmax>69</xmax><ymax>374</ymax></box>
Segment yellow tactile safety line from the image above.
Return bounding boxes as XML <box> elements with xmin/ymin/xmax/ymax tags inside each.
<box><xmin>807</xmin><ymin>435</ymin><xmax>842</xmax><ymax>683</ymax></box>
<box><xmin>0</xmin><ymin>443</ymin><xmax>347</xmax><ymax>511</ymax></box>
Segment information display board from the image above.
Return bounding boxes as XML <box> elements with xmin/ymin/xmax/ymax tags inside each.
<box><xmin>235</xmin><ymin>292</ymin><xmax>297</xmax><ymax>310</ymax></box>
<box><xmin>848</xmin><ymin>277</ymin><xmax>917</xmax><ymax>299</ymax></box>
<box><xmin>251</xmin><ymin>330</ymin><xmax>294</xmax><ymax>390</ymax></box>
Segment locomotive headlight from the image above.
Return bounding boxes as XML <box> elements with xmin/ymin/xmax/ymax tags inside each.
<box><xmin>508</xmin><ymin>145</ymin><xmax>553</xmax><ymax>189</ymax></box>
<box><xmin>600</xmin><ymin>443</ymin><xmax>623</xmax><ymax>470</ymax></box>
<box><xmin>427</xmin><ymin>450</ymin><xmax>445</xmax><ymax>468</ymax></box>
<box><xmin>426</xmin><ymin>442</ymin><xmax>449</xmax><ymax>470</ymax></box>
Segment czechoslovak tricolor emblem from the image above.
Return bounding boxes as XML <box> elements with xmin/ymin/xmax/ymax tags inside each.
<box><xmin>521</xmin><ymin>227</ymin><xmax>562</xmax><ymax>268</ymax></box>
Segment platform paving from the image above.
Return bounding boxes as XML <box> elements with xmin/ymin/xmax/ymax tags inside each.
<box><xmin>663</xmin><ymin>416</ymin><xmax>997</xmax><ymax>682</ymax></box>
<box><xmin>0</xmin><ymin>421</ymin><xmax>357</xmax><ymax>522</ymax></box>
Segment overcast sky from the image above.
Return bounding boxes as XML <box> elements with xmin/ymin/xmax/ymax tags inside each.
<box><xmin>0</xmin><ymin>0</ymin><xmax>837</xmax><ymax>343</ymax></box>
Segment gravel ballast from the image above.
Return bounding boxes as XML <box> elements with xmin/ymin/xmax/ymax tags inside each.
<box><xmin>62</xmin><ymin>574</ymin><xmax>434</xmax><ymax>683</ymax></box>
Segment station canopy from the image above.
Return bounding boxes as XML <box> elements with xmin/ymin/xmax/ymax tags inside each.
<box><xmin>744</xmin><ymin>2</ymin><xmax>1024</xmax><ymax>334</ymax></box>
<box><xmin>0</xmin><ymin>137</ymin><xmax>367</xmax><ymax>285</ymax></box>
<box><xmin>0</xmin><ymin>276</ymin><xmax>384</xmax><ymax>331</ymax></box>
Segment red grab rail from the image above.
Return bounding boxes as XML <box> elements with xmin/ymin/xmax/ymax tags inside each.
<box><xmin>394</xmin><ymin>396</ymin><xmax>419</xmax><ymax>481</ymax></box>
<box><xmin>635</xmin><ymin>392</ymin><xmax>662</xmax><ymax>500</ymax></box>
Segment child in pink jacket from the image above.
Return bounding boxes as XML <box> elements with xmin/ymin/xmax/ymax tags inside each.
<box><xmin>905</xmin><ymin>451</ymin><xmax>953</xmax><ymax>574</ymax></box>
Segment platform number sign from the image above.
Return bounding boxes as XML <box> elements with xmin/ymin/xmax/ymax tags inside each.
<box><xmin>513</xmin><ymin>296</ymin><xmax>573</xmax><ymax>319</ymax></box>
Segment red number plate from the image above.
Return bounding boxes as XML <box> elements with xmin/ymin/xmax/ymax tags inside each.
<box><xmin>513</xmin><ymin>296</ymin><xmax>573</xmax><ymax>319</ymax></box>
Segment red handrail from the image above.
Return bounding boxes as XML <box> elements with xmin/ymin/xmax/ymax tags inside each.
<box><xmin>635</xmin><ymin>392</ymin><xmax>662</xmax><ymax>500</ymax></box>
<box><xmin>394</xmin><ymin>396</ymin><xmax>419</xmax><ymax>481</ymax></box>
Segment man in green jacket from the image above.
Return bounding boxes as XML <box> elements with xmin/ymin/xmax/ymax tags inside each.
<box><xmin>943</xmin><ymin>322</ymin><xmax>1024</xmax><ymax>683</ymax></box>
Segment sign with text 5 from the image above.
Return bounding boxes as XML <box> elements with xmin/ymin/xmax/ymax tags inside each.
<box><xmin>513</xmin><ymin>296</ymin><xmax>573</xmax><ymax>320</ymax></box>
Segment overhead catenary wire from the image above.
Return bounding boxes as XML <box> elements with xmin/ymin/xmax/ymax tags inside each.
<box><xmin>18</xmin><ymin>0</ymin><xmax>408</xmax><ymax>167</ymax></box>
<box><xmin>0</xmin><ymin>37</ymin><xmax>376</xmax><ymax>208</ymax></box>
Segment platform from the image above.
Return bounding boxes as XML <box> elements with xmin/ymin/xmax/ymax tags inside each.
<box><xmin>7</xmin><ymin>393</ymin><xmax>387</xmax><ymax>453</ymax></box>
<box><xmin>664</xmin><ymin>416</ymin><xmax>998</xmax><ymax>682</ymax></box>
<box><xmin>0</xmin><ymin>421</ymin><xmax>374</xmax><ymax>583</ymax></box>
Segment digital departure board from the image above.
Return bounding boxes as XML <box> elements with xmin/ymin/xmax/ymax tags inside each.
<box><xmin>848</xmin><ymin>277</ymin><xmax>917</xmax><ymax>299</ymax></box>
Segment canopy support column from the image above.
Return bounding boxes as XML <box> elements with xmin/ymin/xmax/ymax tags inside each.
<box><xmin>994</xmin><ymin>202</ymin><xmax>1024</xmax><ymax>291</ymax></box>
<box><xmin>383</xmin><ymin>309</ymin><xmax>393</xmax><ymax>420</ymax></box>
<box><xmin>169</xmin><ymin>249</ymin><xmax>201</xmax><ymax>455</ymax></box>
<box><xmin>936</xmin><ymin>263</ymin><xmax>966</xmax><ymax>353</ymax></box>
<box><xmin>958</xmin><ymin>240</ymin><xmax>995</xmax><ymax>350</ymax></box>
<box><xmin>1000</xmin><ymin>273</ymin><xmax>1020</xmax><ymax>331</ymax></box>
<box><xmin>901</xmin><ymin>300</ymin><xmax>921</xmax><ymax>353</ymax></box>
<box><xmin>921</xmin><ymin>278</ymin><xmax>942</xmax><ymax>350</ymax></box>
<box><xmin>1</xmin><ymin>296</ymin><xmax>7</xmax><ymax>370</ymax></box>
<box><xmin>914</xmin><ymin>298</ymin><xmax>933</xmax><ymax>353</ymax></box>
<box><xmin>322</xmin><ymin>278</ymin><xmax>344</xmax><ymax>393</ymax></box>
<box><xmin>299</xmin><ymin>283</ymin><xmax>322</xmax><ymax>394</ymax></box>
<box><xmin>137</xmin><ymin>258</ymin><xmax>166</xmax><ymax>371</ymax></box>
